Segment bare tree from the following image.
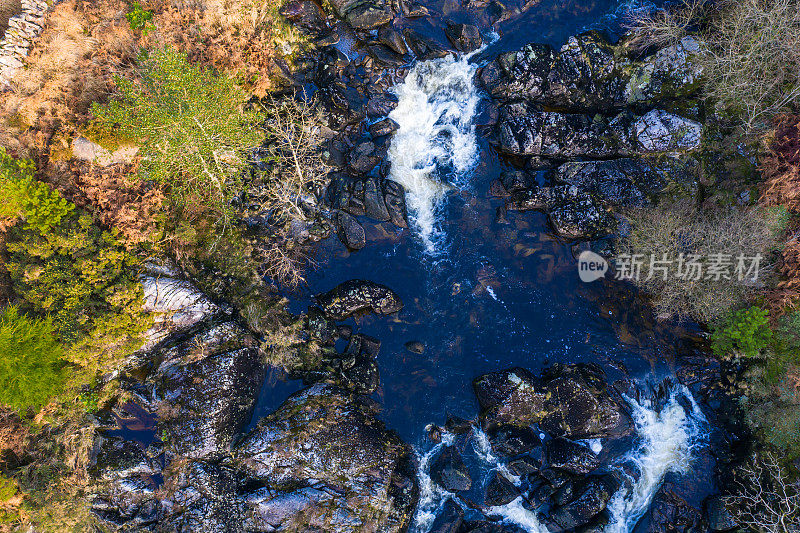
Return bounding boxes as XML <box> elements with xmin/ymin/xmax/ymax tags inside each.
<box><xmin>724</xmin><ymin>451</ymin><xmax>800</xmax><ymax>532</ymax></box>
<box><xmin>259</xmin><ymin>94</ymin><xmax>330</xmax><ymax>222</ymax></box>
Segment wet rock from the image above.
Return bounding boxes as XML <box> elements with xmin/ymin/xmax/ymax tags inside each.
<box><xmin>431</xmin><ymin>445</ymin><xmax>472</xmax><ymax>492</ymax></box>
<box><xmin>486</xmin><ymin>425</ymin><xmax>541</xmax><ymax>457</ymax></box>
<box><xmin>496</xmin><ymin>106</ymin><xmax>622</xmax><ymax>158</ymax></box>
<box><xmin>705</xmin><ymin>495</ymin><xmax>738</xmax><ymax>532</ymax></box>
<box><xmin>315</xmin><ymin>279</ymin><xmax>403</xmax><ymax>320</ymax></box>
<box><xmin>507</xmin><ymin>456</ymin><xmax>542</xmax><ymax>477</ymax></box>
<box><xmin>164</xmin><ymin>461</ymin><xmax>242</xmax><ymax>531</ymax></box>
<box><xmin>364</xmin><ymin>176</ymin><xmax>391</xmax><ymax>221</ymax></box>
<box><xmin>370</xmin><ymin>117</ymin><xmax>400</xmax><ymax>137</ymax></box>
<box><xmin>403</xmin><ymin>28</ymin><xmax>450</xmax><ymax>59</ymax></box>
<box><xmin>343</xmin><ymin>1</ymin><xmax>394</xmax><ymax>29</ymax></box>
<box><xmin>405</xmin><ymin>340</ymin><xmax>425</xmax><ymax>354</ymax></box>
<box><xmin>461</xmin><ymin>521</ymin><xmax>527</xmax><ymax>532</ymax></box>
<box><xmin>149</xmin><ymin>323</ymin><xmax>266</xmax><ymax>459</ymax></box>
<box><xmin>485</xmin><ymin>471</ymin><xmax>520</xmax><ymax>506</ymax></box>
<box><xmin>544</xmin><ymin>438</ymin><xmax>600</xmax><ymax>475</ymax></box>
<box><xmin>444</xmin><ymin>414</ymin><xmax>473</xmax><ymax>434</ymax></box>
<box><xmin>368</xmin><ymin>43</ymin><xmax>408</xmax><ymax>67</ymax></box>
<box><xmin>644</xmin><ymin>482</ymin><xmax>703</xmax><ymax>533</ymax></box>
<box><xmin>430</xmin><ymin>498</ymin><xmax>464</xmax><ymax>533</ymax></box>
<box><xmin>333</xmin><ymin>210</ymin><xmax>366</xmax><ymax>250</ymax></box>
<box><xmin>383</xmin><ymin>179</ymin><xmax>409</xmax><ymax>228</ymax></box>
<box><xmin>279</xmin><ymin>0</ymin><xmax>329</xmax><ymax>34</ymax></box>
<box><xmin>367</xmin><ymin>93</ymin><xmax>399</xmax><ymax>117</ymax></box>
<box><xmin>445</xmin><ymin>23</ymin><xmax>482</xmax><ymax>52</ymax></box>
<box><xmin>348</xmin><ymin>140</ymin><xmax>383</xmax><ymax>174</ymax></box>
<box><xmin>236</xmin><ymin>384</ymin><xmax>418</xmax><ymax>532</ymax></box>
<box><xmin>546</xmin><ymin>32</ymin><xmax>625</xmax><ymax>111</ymax></box>
<box><xmin>473</xmin><ymin>364</ymin><xmax>632</xmax><ymax>439</ymax></box>
<box><xmin>546</xmin><ymin>476</ymin><xmax>616</xmax><ymax>531</ymax></box>
<box><xmin>500</xmin><ymin>169</ymin><xmax>536</xmax><ymax>193</ymax></box>
<box><xmin>378</xmin><ymin>26</ymin><xmax>408</xmax><ymax>55</ymax></box>
<box><xmin>546</xmin><ymin>185</ymin><xmax>616</xmax><ymax>240</ymax></box>
<box><xmin>481</xmin><ymin>43</ymin><xmax>555</xmax><ymax>101</ymax></box>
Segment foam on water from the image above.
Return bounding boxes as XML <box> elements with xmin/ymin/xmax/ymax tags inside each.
<box><xmin>605</xmin><ymin>385</ymin><xmax>708</xmax><ymax>532</ymax></box>
<box><xmin>411</xmin><ymin>432</ymin><xmax>456</xmax><ymax>532</ymax></box>
<box><xmin>387</xmin><ymin>52</ymin><xmax>483</xmax><ymax>251</ymax></box>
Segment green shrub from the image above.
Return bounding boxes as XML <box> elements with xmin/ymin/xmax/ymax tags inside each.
<box><xmin>0</xmin><ymin>307</ymin><xmax>66</xmax><ymax>412</ymax></box>
<box><xmin>92</xmin><ymin>48</ymin><xmax>265</xmax><ymax>223</ymax></box>
<box><xmin>1</xmin><ymin>152</ymin><xmax>150</xmax><ymax>368</ymax></box>
<box><xmin>711</xmin><ymin>306</ymin><xmax>772</xmax><ymax>357</ymax></box>
<box><xmin>126</xmin><ymin>1</ymin><xmax>154</xmax><ymax>33</ymax></box>
<box><xmin>0</xmin><ymin>474</ymin><xmax>17</xmax><ymax>502</ymax></box>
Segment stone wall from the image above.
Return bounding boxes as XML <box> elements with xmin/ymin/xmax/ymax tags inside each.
<box><xmin>0</xmin><ymin>0</ymin><xmax>54</xmax><ymax>86</ymax></box>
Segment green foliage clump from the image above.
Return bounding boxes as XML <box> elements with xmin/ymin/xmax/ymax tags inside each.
<box><xmin>126</xmin><ymin>1</ymin><xmax>154</xmax><ymax>33</ymax></box>
<box><xmin>0</xmin><ymin>307</ymin><xmax>66</xmax><ymax>412</ymax></box>
<box><xmin>92</xmin><ymin>48</ymin><xmax>264</xmax><ymax>223</ymax></box>
<box><xmin>711</xmin><ymin>306</ymin><xmax>772</xmax><ymax>357</ymax></box>
<box><xmin>0</xmin><ymin>474</ymin><xmax>17</xmax><ymax>502</ymax></box>
<box><xmin>1</xmin><ymin>152</ymin><xmax>150</xmax><ymax>369</ymax></box>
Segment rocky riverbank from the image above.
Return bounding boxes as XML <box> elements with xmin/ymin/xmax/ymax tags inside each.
<box><xmin>85</xmin><ymin>1</ymin><xmax>756</xmax><ymax>531</ymax></box>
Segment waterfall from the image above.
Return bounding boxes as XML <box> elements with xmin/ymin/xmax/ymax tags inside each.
<box><xmin>411</xmin><ymin>432</ymin><xmax>457</xmax><ymax>532</ymax></box>
<box><xmin>605</xmin><ymin>385</ymin><xmax>707</xmax><ymax>532</ymax></box>
<box><xmin>387</xmin><ymin>51</ymin><xmax>482</xmax><ymax>251</ymax></box>
<box><xmin>415</xmin><ymin>386</ymin><xmax>706</xmax><ymax>532</ymax></box>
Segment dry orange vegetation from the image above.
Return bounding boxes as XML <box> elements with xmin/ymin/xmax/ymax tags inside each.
<box><xmin>761</xmin><ymin>114</ymin><xmax>800</xmax><ymax>314</ymax></box>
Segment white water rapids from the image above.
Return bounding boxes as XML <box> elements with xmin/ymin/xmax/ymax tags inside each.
<box><xmin>387</xmin><ymin>51</ymin><xmax>483</xmax><ymax>251</ymax></box>
<box><xmin>410</xmin><ymin>385</ymin><xmax>707</xmax><ymax>532</ymax></box>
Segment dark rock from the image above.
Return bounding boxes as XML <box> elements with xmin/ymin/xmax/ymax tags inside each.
<box><xmin>279</xmin><ymin>0</ymin><xmax>329</xmax><ymax>34</ymax></box>
<box><xmin>482</xmin><ymin>43</ymin><xmax>555</xmax><ymax>101</ymax></box>
<box><xmin>507</xmin><ymin>456</ymin><xmax>541</xmax><ymax>477</ymax></box>
<box><xmin>150</xmin><ymin>323</ymin><xmax>266</xmax><ymax>459</ymax></box>
<box><xmin>485</xmin><ymin>471</ymin><xmax>520</xmax><ymax>506</ymax></box>
<box><xmin>367</xmin><ymin>93</ymin><xmax>399</xmax><ymax>117</ymax></box>
<box><xmin>431</xmin><ymin>445</ymin><xmax>472</xmax><ymax>492</ymax></box>
<box><xmin>487</xmin><ymin>425</ymin><xmax>541</xmax><ymax>457</ymax></box>
<box><xmin>539</xmin><ymin>467</ymin><xmax>572</xmax><ymax>489</ymax></box>
<box><xmin>625</xmin><ymin>37</ymin><xmax>703</xmax><ymax>106</ymax></box>
<box><xmin>315</xmin><ymin>279</ymin><xmax>403</xmax><ymax>320</ymax></box>
<box><xmin>705</xmin><ymin>495</ymin><xmax>738</xmax><ymax>532</ymax></box>
<box><xmin>235</xmin><ymin>384</ymin><xmax>418</xmax><ymax>532</ymax></box>
<box><xmin>345</xmin><ymin>2</ymin><xmax>394</xmax><ymax>29</ymax></box>
<box><xmin>378</xmin><ymin>26</ymin><xmax>408</xmax><ymax>55</ymax></box>
<box><xmin>547</xmin><ymin>476</ymin><xmax>615</xmax><ymax>531</ymax></box>
<box><xmin>348</xmin><ymin>141</ymin><xmax>383</xmax><ymax>174</ymax></box>
<box><xmin>444</xmin><ymin>414</ymin><xmax>473</xmax><ymax>434</ymax></box>
<box><xmin>404</xmin><ymin>340</ymin><xmax>425</xmax><ymax>354</ymax></box>
<box><xmin>461</xmin><ymin>520</ymin><xmax>527</xmax><ymax>532</ymax></box>
<box><xmin>333</xmin><ymin>210</ymin><xmax>366</xmax><ymax>250</ymax></box>
<box><xmin>544</xmin><ymin>438</ymin><xmax>600</xmax><ymax>475</ymax></box>
<box><xmin>473</xmin><ymin>364</ymin><xmax>632</xmax><ymax>439</ymax></box>
<box><xmin>430</xmin><ymin>498</ymin><xmax>464</xmax><ymax>533</ymax></box>
<box><xmin>370</xmin><ymin>117</ymin><xmax>400</xmax><ymax>137</ymax></box>
<box><xmin>364</xmin><ymin>176</ymin><xmax>391</xmax><ymax>221</ymax></box>
<box><xmin>368</xmin><ymin>43</ymin><xmax>407</xmax><ymax>67</ymax></box>
<box><xmin>403</xmin><ymin>28</ymin><xmax>450</xmax><ymax>59</ymax></box>
<box><xmin>445</xmin><ymin>23</ymin><xmax>482</xmax><ymax>52</ymax></box>
<box><xmin>404</xmin><ymin>2</ymin><xmax>429</xmax><ymax>17</ymax></box>
<box><xmin>383</xmin><ymin>180</ymin><xmax>409</xmax><ymax>228</ymax></box>
<box><xmin>500</xmin><ymin>170</ymin><xmax>536</xmax><ymax>193</ymax></box>
<box><xmin>644</xmin><ymin>482</ymin><xmax>703</xmax><ymax>533</ymax></box>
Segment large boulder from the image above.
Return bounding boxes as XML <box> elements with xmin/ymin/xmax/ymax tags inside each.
<box><xmin>544</xmin><ymin>438</ymin><xmax>600</xmax><ymax>475</ymax></box>
<box><xmin>473</xmin><ymin>364</ymin><xmax>632</xmax><ymax>439</ymax></box>
<box><xmin>148</xmin><ymin>322</ymin><xmax>266</xmax><ymax>459</ymax></box>
<box><xmin>235</xmin><ymin>384</ymin><xmax>418</xmax><ymax>532</ymax></box>
<box><xmin>431</xmin><ymin>445</ymin><xmax>473</xmax><ymax>492</ymax></box>
<box><xmin>315</xmin><ymin>279</ymin><xmax>403</xmax><ymax>320</ymax></box>
<box><xmin>625</xmin><ymin>36</ymin><xmax>704</xmax><ymax>106</ymax></box>
<box><xmin>545</xmin><ymin>476</ymin><xmax>616</xmax><ymax>531</ymax></box>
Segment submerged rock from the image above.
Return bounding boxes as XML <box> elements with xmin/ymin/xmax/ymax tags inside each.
<box><xmin>473</xmin><ymin>364</ymin><xmax>632</xmax><ymax>439</ymax></box>
<box><xmin>445</xmin><ymin>23</ymin><xmax>483</xmax><ymax>52</ymax></box>
<box><xmin>316</xmin><ymin>279</ymin><xmax>403</xmax><ymax>320</ymax></box>
<box><xmin>430</xmin><ymin>498</ymin><xmax>464</xmax><ymax>533</ymax></box>
<box><xmin>431</xmin><ymin>445</ymin><xmax>472</xmax><ymax>492</ymax></box>
<box><xmin>235</xmin><ymin>384</ymin><xmax>418</xmax><ymax>532</ymax></box>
